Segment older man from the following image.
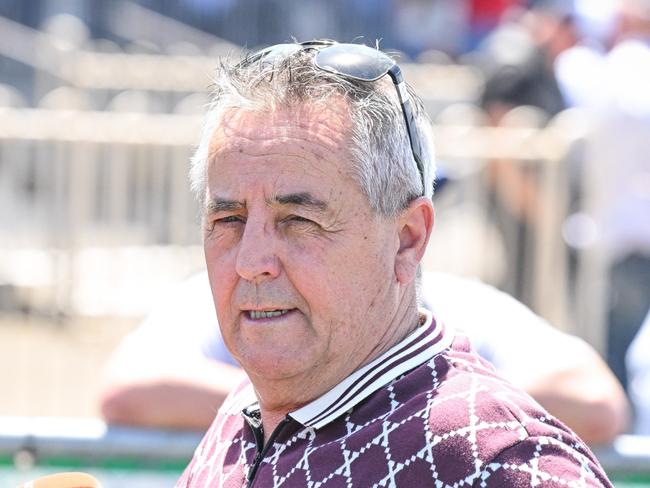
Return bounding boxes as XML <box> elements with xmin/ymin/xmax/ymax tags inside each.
<box><xmin>177</xmin><ymin>40</ymin><xmax>611</xmax><ymax>487</ymax></box>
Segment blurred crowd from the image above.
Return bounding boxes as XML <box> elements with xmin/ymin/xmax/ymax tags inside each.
<box><xmin>0</xmin><ymin>0</ymin><xmax>649</xmax><ymax>437</ymax></box>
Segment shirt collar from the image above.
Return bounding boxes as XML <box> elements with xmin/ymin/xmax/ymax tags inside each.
<box><xmin>288</xmin><ymin>309</ymin><xmax>453</xmax><ymax>430</ymax></box>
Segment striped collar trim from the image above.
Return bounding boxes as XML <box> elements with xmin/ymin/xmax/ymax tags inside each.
<box><xmin>288</xmin><ymin>309</ymin><xmax>453</xmax><ymax>430</ymax></box>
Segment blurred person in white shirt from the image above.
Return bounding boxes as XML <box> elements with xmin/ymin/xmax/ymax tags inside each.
<box><xmin>100</xmin><ymin>270</ymin><xmax>628</xmax><ymax>445</ymax></box>
<box><xmin>553</xmin><ymin>0</ymin><xmax>650</xmax><ymax>391</ymax></box>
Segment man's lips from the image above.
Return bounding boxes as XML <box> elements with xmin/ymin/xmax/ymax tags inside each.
<box><xmin>241</xmin><ymin>308</ymin><xmax>297</xmax><ymax>321</ymax></box>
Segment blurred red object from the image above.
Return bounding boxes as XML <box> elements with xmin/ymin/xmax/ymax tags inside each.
<box><xmin>470</xmin><ymin>0</ymin><xmax>523</xmax><ymax>26</ymax></box>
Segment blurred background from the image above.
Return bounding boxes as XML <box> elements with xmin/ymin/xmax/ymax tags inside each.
<box><xmin>1</xmin><ymin>0</ymin><xmax>649</xmax><ymax>486</ymax></box>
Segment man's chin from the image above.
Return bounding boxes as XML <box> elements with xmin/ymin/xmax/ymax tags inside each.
<box><xmin>240</xmin><ymin>353</ymin><xmax>312</xmax><ymax>383</ymax></box>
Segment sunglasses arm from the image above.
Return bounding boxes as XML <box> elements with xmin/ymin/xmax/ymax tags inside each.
<box><xmin>387</xmin><ymin>67</ymin><xmax>426</xmax><ymax>194</ymax></box>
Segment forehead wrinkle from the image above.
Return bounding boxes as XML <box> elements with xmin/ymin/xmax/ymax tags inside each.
<box><xmin>207</xmin><ymin>102</ymin><xmax>352</xmax><ymax>163</ymax></box>
<box><xmin>209</xmin><ymin>129</ymin><xmax>347</xmax><ymax>164</ymax></box>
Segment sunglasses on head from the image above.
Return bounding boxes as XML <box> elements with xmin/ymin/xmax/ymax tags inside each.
<box><xmin>242</xmin><ymin>40</ymin><xmax>425</xmax><ymax>195</ymax></box>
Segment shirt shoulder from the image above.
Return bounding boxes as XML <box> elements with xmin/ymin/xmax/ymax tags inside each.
<box><xmin>176</xmin><ymin>382</ymin><xmax>254</xmax><ymax>488</ymax></box>
<box><xmin>416</xmin><ymin>339</ymin><xmax>611</xmax><ymax>486</ymax></box>
<box><xmin>474</xmin><ymin>436</ymin><xmax>613</xmax><ymax>487</ymax></box>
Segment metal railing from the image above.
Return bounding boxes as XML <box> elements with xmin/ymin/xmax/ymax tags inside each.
<box><xmin>0</xmin><ymin>14</ymin><xmax>483</xmax><ymax>113</ymax></box>
<box><xmin>0</xmin><ymin>417</ymin><xmax>647</xmax><ymax>482</ymax></box>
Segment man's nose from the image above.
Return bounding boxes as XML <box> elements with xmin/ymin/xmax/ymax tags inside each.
<box><xmin>235</xmin><ymin>218</ymin><xmax>281</xmax><ymax>282</ymax></box>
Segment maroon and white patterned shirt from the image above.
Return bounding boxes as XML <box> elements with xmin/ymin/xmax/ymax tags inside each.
<box><xmin>176</xmin><ymin>311</ymin><xmax>613</xmax><ymax>487</ymax></box>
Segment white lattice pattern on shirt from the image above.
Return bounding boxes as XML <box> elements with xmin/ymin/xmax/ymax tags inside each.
<box><xmin>180</xmin><ymin>351</ymin><xmax>606</xmax><ymax>487</ymax></box>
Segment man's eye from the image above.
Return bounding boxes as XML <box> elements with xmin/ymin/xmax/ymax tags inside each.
<box><xmin>212</xmin><ymin>215</ymin><xmax>245</xmax><ymax>227</ymax></box>
<box><xmin>283</xmin><ymin>215</ymin><xmax>315</xmax><ymax>225</ymax></box>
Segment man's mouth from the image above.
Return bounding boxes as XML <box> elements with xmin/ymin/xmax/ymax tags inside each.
<box><xmin>247</xmin><ymin>309</ymin><xmax>293</xmax><ymax>320</ymax></box>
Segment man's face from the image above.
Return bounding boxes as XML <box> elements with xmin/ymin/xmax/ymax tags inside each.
<box><xmin>203</xmin><ymin>101</ymin><xmax>402</xmax><ymax>394</ymax></box>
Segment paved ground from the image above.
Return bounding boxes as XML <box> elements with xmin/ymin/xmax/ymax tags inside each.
<box><xmin>0</xmin><ymin>315</ymin><xmax>138</xmax><ymax>418</ymax></box>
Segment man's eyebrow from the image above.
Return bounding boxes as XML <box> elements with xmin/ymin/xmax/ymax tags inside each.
<box><xmin>274</xmin><ymin>192</ymin><xmax>328</xmax><ymax>211</ymax></box>
<box><xmin>206</xmin><ymin>198</ymin><xmax>244</xmax><ymax>214</ymax></box>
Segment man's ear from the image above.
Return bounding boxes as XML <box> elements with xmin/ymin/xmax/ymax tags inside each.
<box><xmin>394</xmin><ymin>197</ymin><xmax>434</xmax><ymax>284</ymax></box>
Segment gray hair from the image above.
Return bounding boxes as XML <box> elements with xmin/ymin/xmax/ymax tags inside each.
<box><xmin>190</xmin><ymin>43</ymin><xmax>436</xmax><ymax>217</ymax></box>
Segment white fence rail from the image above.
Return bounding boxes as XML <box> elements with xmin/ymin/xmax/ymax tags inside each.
<box><xmin>0</xmin><ymin>106</ymin><xmax>604</xmax><ymax>347</ymax></box>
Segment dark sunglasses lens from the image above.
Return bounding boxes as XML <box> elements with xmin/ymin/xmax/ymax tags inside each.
<box><xmin>314</xmin><ymin>44</ymin><xmax>395</xmax><ymax>81</ymax></box>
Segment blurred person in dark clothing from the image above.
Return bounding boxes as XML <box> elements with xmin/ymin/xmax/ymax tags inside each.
<box><xmin>554</xmin><ymin>0</ymin><xmax>650</xmax><ymax>391</ymax></box>
<box><xmin>479</xmin><ymin>0</ymin><xmax>579</xmax><ymax>121</ymax></box>
<box><xmin>469</xmin><ymin>1</ymin><xmax>580</xmax><ymax>303</ymax></box>
<box><xmin>481</xmin><ymin>0</ymin><xmax>650</xmax><ymax>393</ymax></box>
<box><xmin>590</xmin><ymin>0</ymin><xmax>650</xmax><ymax>392</ymax></box>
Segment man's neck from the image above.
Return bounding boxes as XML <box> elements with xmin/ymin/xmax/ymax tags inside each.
<box><xmin>253</xmin><ymin>298</ymin><xmax>422</xmax><ymax>444</ymax></box>
<box><xmin>361</xmin><ymin>299</ymin><xmax>422</xmax><ymax>369</ymax></box>
<box><xmin>259</xmin><ymin>409</ymin><xmax>289</xmax><ymax>444</ymax></box>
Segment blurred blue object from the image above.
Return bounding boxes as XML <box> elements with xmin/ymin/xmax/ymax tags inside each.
<box><xmin>434</xmin><ymin>166</ymin><xmax>449</xmax><ymax>194</ymax></box>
